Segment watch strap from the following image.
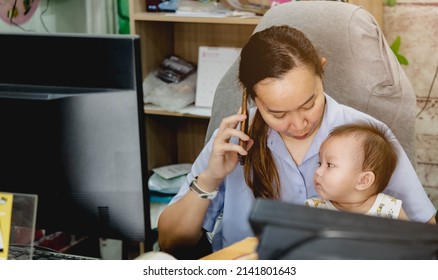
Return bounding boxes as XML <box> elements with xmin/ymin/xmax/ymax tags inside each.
<box><xmin>189</xmin><ymin>176</ymin><xmax>218</xmax><ymax>200</ymax></box>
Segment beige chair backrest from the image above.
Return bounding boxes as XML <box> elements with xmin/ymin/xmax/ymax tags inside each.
<box><xmin>205</xmin><ymin>1</ymin><xmax>417</xmax><ymax>167</ymax></box>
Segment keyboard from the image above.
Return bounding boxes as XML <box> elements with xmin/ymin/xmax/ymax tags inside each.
<box><xmin>8</xmin><ymin>245</ymin><xmax>99</xmax><ymax>260</ymax></box>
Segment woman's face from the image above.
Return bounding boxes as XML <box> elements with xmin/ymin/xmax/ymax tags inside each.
<box><xmin>253</xmin><ymin>66</ymin><xmax>325</xmax><ymax>140</ymax></box>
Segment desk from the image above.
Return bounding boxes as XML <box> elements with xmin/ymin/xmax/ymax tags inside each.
<box><xmin>200</xmin><ymin>237</ymin><xmax>259</xmax><ymax>260</ymax></box>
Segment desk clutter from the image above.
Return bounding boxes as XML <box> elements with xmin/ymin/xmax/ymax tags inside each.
<box><xmin>149</xmin><ymin>163</ymin><xmax>192</xmax><ymax>192</ymax></box>
<box><xmin>146</xmin><ymin>0</ymin><xmax>265</xmax><ymax>16</ymax></box>
<box><xmin>143</xmin><ymin>46</ymin><xmax>240</xmax><ymax>111</ymax></box>
<box><xmin>146</xmin><ymin>0</ymin><xmax>350</xmax><ymax>16</ymax></box>
<box><xmin>148</xmin><ymin>163</ymin><xmax>192</xmax><ymax>229</ymax></box>
<box><xmin>143</xmin><ymin>56</ymin><xmax>197</xmax><ymax>111</ymax></box>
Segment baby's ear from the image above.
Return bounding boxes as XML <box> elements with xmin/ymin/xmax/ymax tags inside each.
<box><xmin>355</xmin><ymin>171</ymin><xmax>375</xmax><ymax>191</ymax></box>
<box><xmin>321</xmin><ymin>57</ymin><xmax>327</xmax><ymax>68</ymax></box>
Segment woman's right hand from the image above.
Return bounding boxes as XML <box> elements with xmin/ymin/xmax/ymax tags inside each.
<box><xmin>203</xmin><ymin>113</ymin><xmax>253</xmax><ymax>183</ymax></box>
<box><xmin>158</xmin><ymin>112</ymin><xmax>253</xmax><ymax>253</ymax></box>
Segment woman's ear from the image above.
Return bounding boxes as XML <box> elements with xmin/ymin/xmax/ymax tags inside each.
<box><xmin>355</xmin><ymin>171</ymin><xmax>375</xmax><ymax>191</ymax></box>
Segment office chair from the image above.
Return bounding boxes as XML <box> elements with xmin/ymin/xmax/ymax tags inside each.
<box><xmin>205</xmin><ymin>1</ymin><xmax>418</xmax><ymax>168</ymax></box>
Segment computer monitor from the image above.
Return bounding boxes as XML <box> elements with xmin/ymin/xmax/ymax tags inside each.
<box><xmin>0</xmin><ymin>32</ymin><xmax>153</xmax><ymax>251</ymax></box>
<box><xmin>249</xmin><ymin>198</ymin><xmax>438</xmax><ymax>259</ymax></box>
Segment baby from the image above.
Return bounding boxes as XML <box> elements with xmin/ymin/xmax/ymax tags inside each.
<box><xmin>306</xmin><ymin>122</ymin><xmax>409</xmax><ymax>220</ymax></box>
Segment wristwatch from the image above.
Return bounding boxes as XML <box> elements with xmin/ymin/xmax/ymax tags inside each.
<box><xmin>189</xmin><ymin>176</ymin><xmax>218</xmax><ymax>200</ymax></box>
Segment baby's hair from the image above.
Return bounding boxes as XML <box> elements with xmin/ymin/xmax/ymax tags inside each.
<box><xmin>328</xmin><ymin>122</ymin><xmax>398</xmax><ymax>194</ymax></box>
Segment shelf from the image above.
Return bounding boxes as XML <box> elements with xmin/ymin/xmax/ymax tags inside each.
<box><xmin>130</xmin><ymin>0</ymin><xmax>257</xmax><ymax>171</ymax></box>
<box><xmin>144</xmin><ymin>104</ymin><xmax>211</xmax><ymax>119</ymax></box>
<box><xmin>132</xmin><ymin>12</ymin><xmax>261</xmax><ymax>25</ymax></box>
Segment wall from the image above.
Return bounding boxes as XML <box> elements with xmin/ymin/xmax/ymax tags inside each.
<box><xmin>348</xmin><ymin>0</ymin><xmax>384</xmax><ymax>27</ymax></box>
<box><xmin>384</xmin><ymin>0</ymin><xmax>438</xmax><ymax>209</ymax></box>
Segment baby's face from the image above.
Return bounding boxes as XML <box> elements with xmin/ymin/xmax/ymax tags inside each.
<box><xmin>313</xmin><ymin>135</ymin><xmax>363</xmax><ymax>202</ymax></box>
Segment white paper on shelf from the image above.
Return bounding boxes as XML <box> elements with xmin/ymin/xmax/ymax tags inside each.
<box><xmin>178</xmin><ymin>105</ymin><xmax>212</xmax><ymax>117</ymax></box>
<box><xmin>195</xmin><ymin>46</ymin><xmax>241</xmax><ymax>108</ymax></box>
<box><xmin>152</xmin><ymin>163</ymin><xmax>192</xmax><ymax>180</ymax></box>
<box><xmin>144</xmin><ymin>104</ymin><xmax>212</xmax><ymax>117</ymax></box>
<box><xmin>170</xmin><ymin>11</ymin><xmax>228</xmax><ymax>17</ymax></box>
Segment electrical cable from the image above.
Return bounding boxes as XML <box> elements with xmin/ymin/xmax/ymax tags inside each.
<box><xmin>416</xmin><ymin>62</ymin><xmax>438</xmax><ymax>118</ymax></box>
<box><xmin>40</xmin><ymin>0</ymin><xmax>50</xmax><ymax>33</ymax></box>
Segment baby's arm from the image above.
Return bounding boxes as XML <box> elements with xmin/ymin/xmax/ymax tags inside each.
<box><xmin>398</xmin><ymin>207</ymin><xmax>410</xmax><ymax>221</ymax></box>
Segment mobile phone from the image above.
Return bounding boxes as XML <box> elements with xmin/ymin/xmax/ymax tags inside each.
<box><xmin>238</xmin><ymin>89</ymin><xmax>249</xmax><ymax>165</ymax></box>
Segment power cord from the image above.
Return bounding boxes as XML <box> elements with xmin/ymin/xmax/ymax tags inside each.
<box><xmin>40</xmin><ymin>0</ymin><xmax>50</xmax><ymax>33</ymax></box>
<box><xmin>416</xmin><ymin>62</ymin><xmax>438</xmax><ymax>118</ymax></box>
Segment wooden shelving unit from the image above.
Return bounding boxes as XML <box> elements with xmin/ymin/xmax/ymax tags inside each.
<box><xmin>129</xmin><ymin>0</ymin><xmax>259</xmax><ymax>172</ymax></box>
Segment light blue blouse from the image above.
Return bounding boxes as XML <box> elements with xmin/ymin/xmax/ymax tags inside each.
<box><xmin>169</xmin><ymin>94</ymin><xmax>436</xmax><ymax>251</ymax></box>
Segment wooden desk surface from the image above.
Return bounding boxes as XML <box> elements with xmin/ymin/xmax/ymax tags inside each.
<box><xmin>200</xmin><ymin>237</ymin><xmax>259</xmax><ymax>260</ymax></box>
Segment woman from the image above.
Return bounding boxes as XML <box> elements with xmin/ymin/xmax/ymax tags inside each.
<box><xmin>158</xmin><ymin>25</ymin><xmax>436</xmax><ymax>255</ymax></box>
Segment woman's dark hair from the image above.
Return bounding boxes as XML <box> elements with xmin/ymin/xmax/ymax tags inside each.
<box><xmin>239</xmin><ymin>25</ymin><xmax>324</xmax><ymax>198</ymax></box>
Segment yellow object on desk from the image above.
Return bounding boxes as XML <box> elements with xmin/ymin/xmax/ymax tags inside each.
<box><xmin>200</xmin><ymin>237</ymin><xmax>259</xmax><ymax>260</ymax></box>
<box><xmin>0</xmin><ymin>193</ymin><xmax>13</xmax><ymax>260</ymax></box>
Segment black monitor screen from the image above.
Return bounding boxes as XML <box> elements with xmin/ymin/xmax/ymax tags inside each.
<box><xmin>249</xmin><ymin>199</ymin><xmax>438</xmax><ymax>259</ymax></box>
<box><xmin>0</xmin><ymin>32</ymin><xmax>152</xmax><ymax>249</ymax></box>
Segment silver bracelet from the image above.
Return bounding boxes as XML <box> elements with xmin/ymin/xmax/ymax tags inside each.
<box><xmin>189</xmin><ymin>176</ymin><xmax>218</xmax><ymax>200</ymax></box>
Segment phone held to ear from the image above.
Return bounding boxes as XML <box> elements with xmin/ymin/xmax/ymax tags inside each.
<box><xmin>238</xmin><ymin>89</ymin><xmax>249</xmax><ymax>165</ymax></box>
